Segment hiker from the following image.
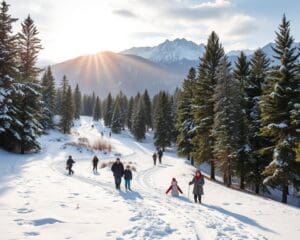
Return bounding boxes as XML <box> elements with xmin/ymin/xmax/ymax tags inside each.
<box><xmin>124</xmin><ymin>165</ymin><xmax>133</xmax><ymax>191</ymax></box>
<box><xmin>166</xmin><ymin>178</ymin><xmax>183</xmax><ymax>197</ymax></box>
<box><xmin>92</xmin><ymin>155</ymin><xmax>99</xmax><ymax>173</ymax></box>
<box><xmin>158</xmin><ymin>148</ymin><xmax>163</xmax><ymax>164</ymax></box>
<box><xmin>111</xmin><ymin>158</ymin><xmax>124</xmax><ymax>190</ymax></box>
<box><xmin>66</xmin><ymin>155</ymin><xmax>75</xmax><ymax>175</ymax></box>
<box><xmin>109</xmin><ymin>131</ymin><xmax>111</xmax><ymax>138</ymax></box>
<box><xmin>189</xmin><ymin>170</ymin><xmax>205</xmax><ymax>203</ymax></box>
<box><xmin>152</xmin><ymin>152</ymin><xmax>157</xmax><ymax>166</ymax></box>
<box><xmin>101</xmin><ymin>131</ymin><xmax>104</xmax><ymax>137</ymax></box>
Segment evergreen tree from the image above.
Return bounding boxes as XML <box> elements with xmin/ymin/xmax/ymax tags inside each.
<box><xmin>55</xmin><ymin>89</ymin><xmax>62</xmax><ymax>115</ymax></box>
<box><xmin>260</xmin><ymin>15</ymin><xmax>300</xmax><ymax>203</ymax></box>
<box><xmin>142</xmin><ymin>89</ymin><xmax>152</xmax><ymax>130</ymax></box>
<box><xmin>17</xmin><ymin>15</ymin><xmax>43</xmax><ymax>153</ymax></box>
<box><xmin>213</xmin><ymin>57</ymin><xmax>242</xmax><ymax>186</ymax></box>
<box><xmin>41</xmin><ymin>66</ymin><xmax>56</xmax><ymax>127</ymax></box>
<box><xmin>60</xmin><ymin>76</ymin><xmax>73</xmax><ymax>133</ymax></box>
<box><xmin>73</xmin><ymin>84</ymin><xmax>81</xmax><ymax>119</ymax></box>
<box><xmin>60</xmin><ymin>85</ymin><xmax>74</xmax><ymax>134</ymax></box>
<box><xmin>247</xmin><ymin>49</ymin><xmax>271</xmax><ymax>193</ymax></box>
<box><xmin>0</xmin><ymin>1</ymin><xmax>22</xmax><ymax>150</ymax></box>
<box><xmin>131</xmin><ymin>97</ymin><xmax>146</xmax><ymax>141</ymax></box>
<box><xmin>176</xmin><ymin>68</ymin><xmax>197</xmax><ymax>162</ymax></box>
<box><xmin>153</xmin><ymin>91</ymin><xmax>173</xmax><ymax>150</ymax></box>
<box><xmin>103</xmin><ymin>93</ymin><xmax>113</xmax><ymax>127</ymax></box>
<box><xmin>192</xmin><ymin>31</ymin><xmax>224</xmax><ymax>179</ymax></box>
<box><xmin>93</xmin><ymin>96</ymin><xmax>101</xmax><ymax>121</ymax></box>
<box><xmin>233</xmin><ymin>51</ymin><xmax>251</xmax><ymax>189</ymax></box>
<box><xmin>111</xmin><ymin>97</ymin><xmax>122</xmax><ymax>133</ymax></box>
<box><xmin>126</xmin><ymin>97</ymin><xmax>134</xmax><ymax>130</ymax></box>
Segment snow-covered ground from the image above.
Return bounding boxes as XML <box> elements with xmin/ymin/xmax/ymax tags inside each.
<box><xmin>0</xmin><ymin>116</ymin><xmax>299</xmax><ymax>240</ymax></box>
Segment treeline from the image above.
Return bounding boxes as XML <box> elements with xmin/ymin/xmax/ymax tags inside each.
<box><xmin>176</xmin><ymin>15</ymin><xmax>300</xmax><ymax>203</ymax></box>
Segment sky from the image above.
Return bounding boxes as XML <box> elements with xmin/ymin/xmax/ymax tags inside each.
<box><xmin>8</xmin><ymin>0</ymin><xmax>300</xmax><ymax>64</ymax></box>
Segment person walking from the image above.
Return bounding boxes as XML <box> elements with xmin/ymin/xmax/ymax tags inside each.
<box><xmin>152</xmin><ymin>152</ymin><xmax>157</xmax><ymax>166</ymax></box>
<box><xmin>124</xmin><ymin>165</ymin><xmax>133</xmax><ymax>191</ymax></box>
<box><xmin>158</xmin><ymin>148</ymin><xmax>163</xmax><ymax>164</ymax></box>
<box><xmin>92</xmin><ymin>155</ymin><xmax>99</xmax><ymax>173</ymax></box>
<box><xmin>66</xmin><ymin>155</ymin><xmax>75</xmax><ymax>175</ymax></box>
<box><xmin>111</xmin><ymin>158</ymin><xmax>124</xmax><ymax>190</ymax></box>
<box><xmin>189</xmin><ymin>170</ymin><xmax>205</xmax><ymax>203</ymax></box>
<box><xmin>166</xmin><ymin>178</ymin><xmax>183</xmax><ymax>197</ymax></box>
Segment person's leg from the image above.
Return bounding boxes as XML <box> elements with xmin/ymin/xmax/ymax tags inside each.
<box><xmin>117</xmin><ymin>176</ymin><xmax>122</xmax><ymax>189</ymax></box>
<box><xmin>198</xmin><ymin>195</ymin><xmax>202</xmax><ymax>204</ymax></box>
<box><xmin>68</xmin><ymin>166</ymin><xmax>71</xmax><ymax>175</ymax></box>
<box><xmin>114</xmin><ymin>176</ymin><xmax>118</xmax><ymax>189</ymax></box>
<box><xmin>194</xmin><ymin>194</ymin><xmax>197</xmax><ymax>203</ymax></box>
<box><xmin>128</xmin><ymin>180</ymin><xmax>131</xmax><ymax>191</ymax></box>
<box><xmin>125</xmin><ymin>179</ymin><xmax>128</xmax><ymax>190</ymax></box>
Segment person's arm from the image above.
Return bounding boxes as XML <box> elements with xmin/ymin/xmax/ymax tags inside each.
<box><xmin>189</xmin><ymin>177</ymin><xmax>195</xmax><ymax>185</ymax></box>
<box><xmin>111</xmin><ymin>163</ymin><xmax>115</xmax><ymax>172</ymax></box>
<box><xmin>177</xmin><ymin>185</ymin><xmax>183</xmax><ymax>194</ymax></box>
<box><xmin>129</xmin><ymin>171</ymin><xmax>132</xmax><ymax>180</ymax></box>
<box><xmin>165</xmin><ymin>186</ymin><xmax>172</xmax><ymax>194</ymax></box>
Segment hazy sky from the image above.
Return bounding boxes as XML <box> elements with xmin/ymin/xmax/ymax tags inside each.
<box><xmin>8</xmin><ymin>0</ymin><xmax>300</xmax><ymax>64</ymax></box>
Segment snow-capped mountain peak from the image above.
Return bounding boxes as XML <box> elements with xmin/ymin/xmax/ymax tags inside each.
<box><xmin>121</xmin><ymin>38</ymin><xmax>205</xmax><ymax>64</ymax></box>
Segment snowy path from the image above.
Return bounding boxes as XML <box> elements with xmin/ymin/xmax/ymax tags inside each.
<box><xmin>0</xmin><ymin>116</ymin><xmax>299</xmax><ymax>239</ymax></box>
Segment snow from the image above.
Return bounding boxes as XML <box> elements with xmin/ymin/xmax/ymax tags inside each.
<box><xmin>0</xmin><ymin>116</ymin><xmax>299</xmax><ymax>240</ymax></box>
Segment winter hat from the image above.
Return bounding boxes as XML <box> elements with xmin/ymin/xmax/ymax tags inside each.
<box><xmin>172</xmin><ymin>178</ymin><xmax>177</xmax><ymax>182</ymax></box>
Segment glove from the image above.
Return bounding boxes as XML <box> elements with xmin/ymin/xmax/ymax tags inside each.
<box><xmin>189</xmin><ymin>182</ymin><xmax>192</xmax><ymax>185</ymax></box>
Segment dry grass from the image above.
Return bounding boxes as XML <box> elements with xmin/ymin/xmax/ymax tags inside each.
<box><xmin>92</xmin><ymin>139</ymin><xmax>112</xmax><ymax>152</ymax></box>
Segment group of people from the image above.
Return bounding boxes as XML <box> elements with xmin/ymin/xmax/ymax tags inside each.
<box><xmin>66</xmin><ymin>154</ymin><xmax>205</xmax><ymax>203</ymax></box>
<box><xmin>152</xmin><ymin>148</ymin><xmax>163</xmax><ymax>165</ymax></box>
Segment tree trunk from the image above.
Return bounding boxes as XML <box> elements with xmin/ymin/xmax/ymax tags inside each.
<box><xmin>20</xmin><ymin>142</ymin><xmax>25</xmax><ymax>154</ymax></box>
<box><xmin>191</xmin><ymin>156</ymin><xmax>194</xmax><ymax>166</ymax></box>
<box><xmin>210</xmin><ymin>159</ymin><xmax>215</xmax><ymax>180</ymax></box>
<box><xmin>282</xmin><ymin>184</ymin><xmax>288</xmax><ymax>203</ymax></box>
<box><xmin>255</xmin><ymin>184</ymin><xmax>260</xmax><ymax>194</ymax></box>
<box><xmin>240</xmin><ymin>174</ymin><xmax>245</xmax><ymax>190</ymax></box>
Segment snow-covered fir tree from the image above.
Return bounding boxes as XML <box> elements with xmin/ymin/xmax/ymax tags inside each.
<box><xmin>213</xmin><ymin>57</ymin><xmax>242</xmax><ymax>186</ymax></box>
<box><xmin>176</xmin><ymin>67</ymin><xmax>196</xmax><ymax>163</ymax></box>
<box><xmin>142</xmin><ymin>89</ymin><xmax>152</xmax><ymax>130</ymax></box>
<box><xmin>260</xmin><ymin>15</ymin><xmax>300</xmax><ymax>203</ymax></box>
<box><xmin>233</xmin><ymin>51</ymin><xmax>251</xmax><ymax>189</ymax></box>
<box><xmin>17</xmin><ymin>15</ymin><xmax>43</xmax><ymax>153</ymax></box>
<box><xmin>103</xmin><ymin>93</ymin><xmax>113</xmax><ymax>127</ymax></box>
<box><xmin>192</xmin><ymin>31</ymin><xmax>224</xmax><ymax>179</ymax></box>
<box><xmin>131</xmin><ymin>97</ymin><xmax>146</xmax><ymax>141</ymax></box>
<box><xmin>126</xmin><ymin>96</ymin><xmax>134</xmax><ymax>131</ymax></box>
<box><xmin>73</xmin><ymin>84</ymin><xmax>81</xmax><ymax>120</ymax></box>
<box><xmin>111</xmin><ymin>96</ymin><xmax>122</xmax><ymax>133</ymax></box>
<box><xmin>93</xmin><ymin>96</ymin><xmax>101</xmax><ymax>121</ymax></box>
<box><xmin>60</xmin><ymin>76</ymin><xmax>74</xmax><ymax>134</ymax></box>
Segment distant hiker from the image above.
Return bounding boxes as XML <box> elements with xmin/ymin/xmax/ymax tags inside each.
<box><xmin>166</xmin><ymin>178</ymin><xmax>183</xmax><ymax>197</ymax></box>
<box><xmin>92</xmin><ymin>155</ymin><xmax>99</xmax><ymax>173</ymax></box>
<box><xmin>91</xmin><ymin>124</ymin><xmax>94</xmax><ymax>128</ymax></box>
<box><xmin>101</xmin><ymin>131</ymin><xmax>104</xmax><ymax>137</ymax></box>
<box><xmin>124</xmin><ymin>165</ymin><xmax>133</xmax><ymax>191</ymax></box>
<box><xmin>189</xmin><ymin>170</ymin><xmax>205</xmax><ymax>204</ymax></box>
<box><xmin>66</xmin><ymin>155</ymin><xmax>75</xmax><ymax>175</ymax></box>
<box><xmin>152</xmin><ymin>152</ymin><xmax>157</xmax><ymax>166</ymax></box>
<box><xmin>109</xmin><ymin>131</ymin><xmax>111</xmax><ymax>138</ymax></box>
<box><xmin>158</xmin><ymin>149</ymin><xmax>163</xmax><ymax>164</ymax></box>
<box><xmin>111</xmin><ymin>158</ymin><xmax>124</xmax><ymax>190</ymax></box>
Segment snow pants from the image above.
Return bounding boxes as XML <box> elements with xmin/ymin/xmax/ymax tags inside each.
<box><xmin>194</xmin><ymin>194</ymin><xmax>201</xmax><ymax>203</ymax></box>
<box><xmin>114</xmin><ymin>176</ymin><xmax>122</xmax><ymax>189</ymax></box>
<box><xmin>125</xmin><ymin>179</ymin><xmax>131</xmax><ymax>190</ymax></box>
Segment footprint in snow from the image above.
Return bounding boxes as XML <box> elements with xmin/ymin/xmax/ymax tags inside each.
<box><xmin>24</xmin><ymin>231</ymin><xmax>40</xmax><ymax>236</ymax></box>
<box><xmin>17</xmin><ymin>208</ymin><xmax>34</xmax><ymax>214</ymax></box>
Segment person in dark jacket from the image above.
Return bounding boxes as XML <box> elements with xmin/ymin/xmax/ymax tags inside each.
<box><xmin>152</xmin><ymin>152</ymin><xmax>157</xmax><ymax>166</ymax></box>
<box><xmin>158</xmin><ymin>149</ymin><xmax>163</xmax><ymax>164</ymax></box>
<box><xmin>111</xmin><ymin>158</ymin><xmax>124</xmax><ymax>189</ymax></box>
<box><xmin>124</xmin><ymin>165</ymin><xmax>133</xmax><ymax>191</ymax></box>
<box><xmin>189</xmin><ymin>170</ymin><xmax>205</xmax><ymax>203</ymax></box>
<box><xmin>66</xmin><ymin>156</ymin><xmax>75</xmax><ymax>175</ymax></box>
<box><xmin>166</xmin><ymin>178</ymin><xmax>183</xmax><ymax>197</ymax></box>
<box><xmin>92</xmin><ymin>155</ymin><xmax>99</xmax><ymax>173</ymax></box>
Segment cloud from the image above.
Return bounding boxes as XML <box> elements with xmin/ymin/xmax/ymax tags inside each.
<box><xmin>113</xmin><ymin>9</ymin><xmax>137</xmax><ymax>18</ymax></box>
<box><xmin>131</xmin><ymin>32</ymin><xmax>172</xmax><ymax>39</ymax></box>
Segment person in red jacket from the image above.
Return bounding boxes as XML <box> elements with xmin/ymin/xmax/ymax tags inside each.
<box><xmin>166</xmin><ymin>178</ymin><xmax>183</xmax><ymax>197</ymax></box>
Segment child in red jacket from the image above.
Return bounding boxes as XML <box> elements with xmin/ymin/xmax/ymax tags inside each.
<box><xmin>166</xmin><ymin>178</ymin><xmax>183</xmax><ymax>197</ymax></box>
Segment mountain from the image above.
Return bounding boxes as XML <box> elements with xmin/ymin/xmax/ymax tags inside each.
<box><xmin>51</xmin><ymin>51</ymin><xmax>182</xmax><ymax>97</ymax></box>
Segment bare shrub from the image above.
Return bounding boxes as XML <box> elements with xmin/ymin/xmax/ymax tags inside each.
<box><xmin>100</xmin><ymin>163</ymin><xmax>107</xmax><ymax>169</ymax></box>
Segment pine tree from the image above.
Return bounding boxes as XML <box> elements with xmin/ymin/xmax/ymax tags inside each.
<box><xmin>17</xmin><ymin>15</ymin><xmax>43</xmax><ymax>153</ymax></box>
<box><xmin>60</xmin><ymin>76</ymin><xmax>73</xmax><ymax>134</ymax></box>
<box><xmin>93</xmin><ymin>96</ymin><xmax>101</xmax><ymax>121</ymax></box>
<box><xmin>260</xmin><ymin>15</ymin><xmax>300</xmax><ymax>203</ymax></box>
<box><xmin>111</xmin><ymin>97</ymin><xmax>122</xmax><ymax>133</ymax></box>
<box><xmin>41</xmin><ymin>66</ymin><xmax>56</xmax><ymax>128</ymax></box>
<box><xmin>73</xmin><ymin>84</ymin><xmax>81</xmax><ymax>119</ymax></box>
<box><xmin>142</xmin><ymin>89</ymin><xmax>152</xmax><ymax>130</ymax></box>
<box><xmin>192</xmin><ymin>31</ymin><xmax>224</xmax><ymax>179</ymax></box>
<box><xmin>61</xmin><ymin>85</ymin><xmax>74</xmax><ymax>134</ymax></box>
<box><xmin>126</xmin><ymin>97</ymin><xmax>134</xmax><ymax>130</ymax></box>
<box><xmin>233</xmin><ymin>51</ymin><xmax>251</xmax><ymax>189</ymax></box>
<box><xmin>0</xmin><ymin>1</ymin><xmax>22</xmax><ymax>150</ymax></box>
<box><xmin>176</xmin><ymin>68</ymin><xmax>197</xmax><ymax>162</ymax></box>
<box><xmin>153</xmin><ymin>91</ymin><xmax>173</xmax><ymax>150</ymax></box>
<box><xmin>131</xmin><ymin>97</ymin><xmax>146</xmax><ymax>141</ymax></box>
<box><xmin>213</xmin><ymin>57</ymin><xmax>242</xmax><ymax>186</ymax></box>
<box><xmin>103</xmin><ymin>93</ymin><xmax>113</xmax><ymax>127</ymax></box>
<box><xmin>247</xmin><ymin>49</ymin><xmax>271</xmax><ymax>193</ymax></box>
